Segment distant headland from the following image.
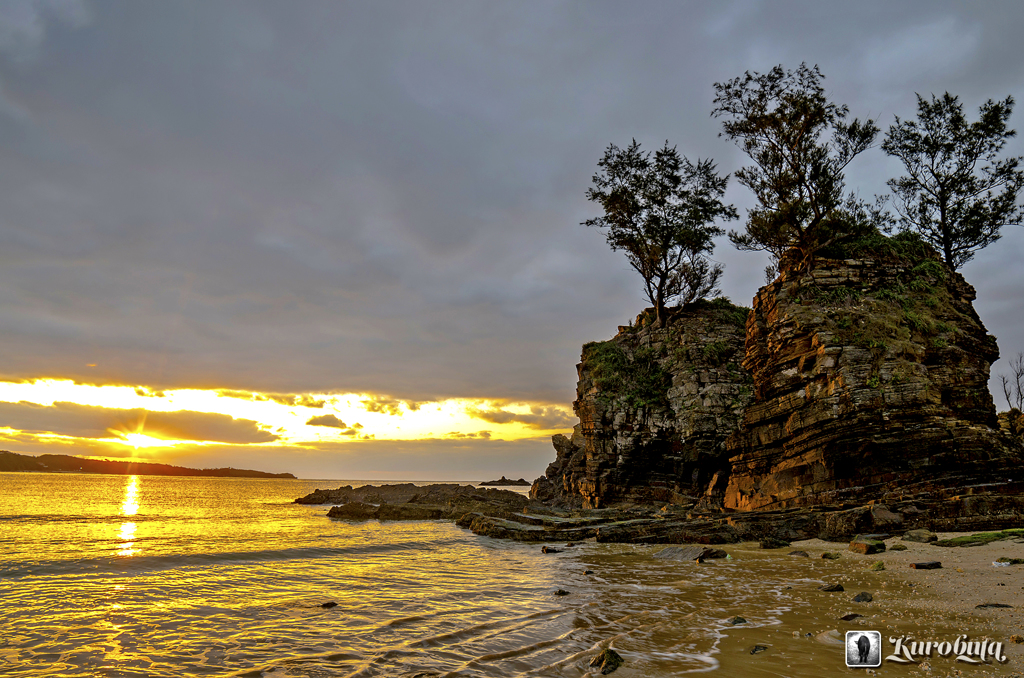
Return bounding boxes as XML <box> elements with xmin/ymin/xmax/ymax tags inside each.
<box><xmin>0</xmin><ymin>450</ymin><xmax>295</xmax><ymax>479</ymax></box>
<box><xmin>479</xmin><ymin>476</ymin><xmax>530</xmax><ymax>486</ymax></box>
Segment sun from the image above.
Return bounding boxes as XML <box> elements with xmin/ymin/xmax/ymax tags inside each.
<box><xmin>119</xmin><ymin>432</ymin><xmax>182</xmax><ymax>449</ymax></box>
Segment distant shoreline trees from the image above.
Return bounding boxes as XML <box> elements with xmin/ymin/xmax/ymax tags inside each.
<box><xmin>583</xmin><ymin>140</ymin><xmax>737</xmax><ymax>327</ymax></box>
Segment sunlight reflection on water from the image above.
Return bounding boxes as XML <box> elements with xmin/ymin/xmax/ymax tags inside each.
<box><xmin>0</xmin><ymin>474</ymin><xmax>1009</xmax><ymax>677</ymax></box>
<box><xmin>120</xmin><ymin>475</ymin><xmax>139</xmax><ymax>516</ymax></box>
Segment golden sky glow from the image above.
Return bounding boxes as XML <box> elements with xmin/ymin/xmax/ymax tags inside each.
<box><xmin>0</xmin><ymin>378</ymin><xmax>574</xmax><ymax>457</ymax></box>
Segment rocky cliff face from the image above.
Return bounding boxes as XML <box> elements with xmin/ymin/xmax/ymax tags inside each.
<box><xmin>722</xmin><ymin>248</ymin><xmax>1022</xmax><ymax>510</ymax></box>
<box><xmin>531</xmin><ymin>298</ymin><xmax>753</xmax><ymax>508</ymax></box>
<box><xmin>534</xmin><ymin>240</ymin><xmax>1024</xmax><ymax>512</ymax></box>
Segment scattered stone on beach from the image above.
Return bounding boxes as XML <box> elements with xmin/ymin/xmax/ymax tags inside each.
<box><xmin>903</xmin><ymin>529</ymin><xmax>938</xmax><ymax>543</ymax></box>
<box><xmin>750</xmin><ymin>645</ymin><xmax>768</xmax><ymax>655</ymax></box>
<box><xmin>889</xmin><ymin>544</ymin><xmax>908</xmax><ymax>551</ymax></box>
<box><xmin>788</xmin><ymin>550</ymin><xmax>810</xmax><ymax>557</ymax></box>
<box><xmin>819</xmin><ymin>583</ymin><xmax>845</xmax><ymax>592</ymax></box>
<box><xmin>840</xmin><ymin>613</ymin><xmax>863</xmax><ymax>621</ymax></box>
<box><xmin>584</xmin><ymin>569</ymin><xmax>594</xmax><ymax>574</ymax></box>
<box><xmin>849</xmin><ymin>536</ymin><xmax>886</xmax><ymax>555</ymax></box>
<box><xmin>589</xmin><ymin>648</ymin><xmax>623</xmax><ymax>675</ymax></box>
<box><xmin>1010</xmin><ymin>635</ymin><xmax>1024</xmax><ymax>644</ymax></box>
<box><xmin>553</xmin><ymin>589</ymin><xmax>570</xmax><ymax>596</ymax></box>
<box><xmin>852</xmin><ymin>592</ymin><xmax>874</xmax><ymax>603</ymax></box>
<box><xmin>320</xmin><ymin>601</ymin><xmax>337</xmax><ymax>608</ymax></box>
<box><xmin>997</xmin><ymin>557</ymin><xmax>1024</xmax><ymax>564</ymax></box>
<box><xmin>910</xmin><ymin>561</ymin><xmax>942</xmax><ymax>570</ymax></box>
<box><xmin>870</xmin><ymin>561</ymin><xmax>885</xmax><ymax>571</ymax></box>
<box><xmin>821</xmin><ymin>552</ymin><xmax>841</xmax><ymax>560</ymax></box>
<box><xmin>653</xmin><ymin>546</ymin><xmax>727</xmax><ymax>561</ymax></box>
<box><xmin>814</xmin><ymin>629</ymin><xmax>844</xmax><ymax>646</ymax></box>
<box><xmin>541</xmin><ymin>546</ymin><xmax>560</xmax><ymax>554</ymax></box>
<box><xmin>759</xmin><ymin>537</ymin><xmax>790</xmax><ymax>549</ymax></box>
<box><xmin>729</xmin><ymin>616</ymin><xmax>747</xmax><ymax>625</ymax></box>
<box><xmin>975</xmin><ymin>603</ymin><xmax>1013</xmax><ymax>609</ymax></box>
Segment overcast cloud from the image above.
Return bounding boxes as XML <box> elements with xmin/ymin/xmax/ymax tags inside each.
<box><xmin>1</xmin><ymin>1</ymin><xmax>1023</xmax><ymax>477</ymax></box>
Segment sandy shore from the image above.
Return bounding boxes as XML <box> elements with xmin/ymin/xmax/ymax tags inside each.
<box><xmin>790</xmin><ymin>531</ymin><xmax>1024</xmax><ymax>673</ymax></box>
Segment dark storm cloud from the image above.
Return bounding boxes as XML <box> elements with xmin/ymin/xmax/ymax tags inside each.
<box><xmin>0</xmin><ymin>0</ymin><xmax>1022</xmax><ymax>426</ymax></box>
<box><xmin>0</xmin><ymin>400</ymin><xmax>278</xmax><ymax>443</ymax></box>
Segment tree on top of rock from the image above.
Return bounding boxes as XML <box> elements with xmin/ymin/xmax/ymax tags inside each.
<box><xmin>712</xmin><ymin>64</ymin><xmax>883</xmax><ymax>274</ymax></box>
<box><xmin>882</xmin><ymin>92</ymin><xmax>1024</xmax><ymax>270</ymax></box>
<box><xmin>584</xmin><ymin>140</ymin><xmax>737</xmax><ymax>327</ymax></box>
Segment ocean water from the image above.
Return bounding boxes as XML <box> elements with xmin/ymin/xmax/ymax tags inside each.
<box><xmin>0</xmin><ymin>473</ymin><xmax>1002</xmax><ymax>677</ymax></box>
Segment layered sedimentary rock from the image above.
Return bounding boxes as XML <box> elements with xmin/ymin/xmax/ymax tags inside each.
<box><xmin>530</xmin><ymin>299</ymin><xmax>754</xmax><ymax>508</ymax></box>
<box><xmin>722</xmin><ymin>250</ymin><xmax>1024</xmax><ymax>510</ymax></box>
<box><xmin>535</xmin><ymin>242</ymin><xmax>1024</xmax><ymax>515</ymax></box>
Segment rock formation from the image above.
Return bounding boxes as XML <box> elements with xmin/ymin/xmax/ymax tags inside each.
<box><xmin>533</xmin><ymin>238</ymin><xmax>1024</xmax><ymax>516</ymax></box>
<box><xmin>531</xmin><ymin>298</ymin><xmax>753</xmax><ymax>508</ymax></box>
<box><xmin>722</xmin><ymin>248</ymin><xmax>1022</xmax><ymax>510</ymax></box>
<box><xmin>299</xmin><ymin>237</ymin><xmax>1024</xmax><ymax>543</ymax></box>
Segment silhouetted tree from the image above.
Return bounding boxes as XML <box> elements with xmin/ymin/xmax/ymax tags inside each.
<box><xmin>584</xmin><ymin>140</ymin><xmax>737</xmax><ymax>327</ymax></box>
<box><xmin>1001</xmin><ymin>352</ymin><xmax>1024</xmax><ymax>412</ymax></box>
<box><xmin>712</xmin><ymin>63</ymin><xmax>883</xmax><ymax>274</ymax></box>
<box><xmin>882</xmin><ymin>93</ymin><xmax>1024</xmax><ymax>270</ymax></box>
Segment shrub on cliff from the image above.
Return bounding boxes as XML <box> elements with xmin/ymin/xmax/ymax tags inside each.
<box><xmin>582</xmin><ymin>340</ymin><xmax>671</xmax><ymax>410</ymax></box>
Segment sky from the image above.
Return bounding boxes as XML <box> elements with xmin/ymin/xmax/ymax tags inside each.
<box><xmin>1</xmin><ymin>0</ymin><xmax>1022</xmax><ymax>480</ymax></box>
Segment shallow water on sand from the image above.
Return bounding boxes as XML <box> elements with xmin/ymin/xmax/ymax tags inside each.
<box><xmin>0</xmin><ymin>473</ymin><xmax>1013</xmax><ymax>676</ymax></box>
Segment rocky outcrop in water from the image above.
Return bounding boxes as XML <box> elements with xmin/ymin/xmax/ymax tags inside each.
<box><xmin>532</xmin><ymin>239</ymin><xmax>1024</xmax><ymax>519</ymax></box>
<box><xmin>479</xmin><ymin>476</ymin><xmax>530</xmax><ymax>486</ymax></box>
<box><xmin>298</xmin><ymin>240</ymin><xmax>1024</xmax><ymax>544</ymax></box>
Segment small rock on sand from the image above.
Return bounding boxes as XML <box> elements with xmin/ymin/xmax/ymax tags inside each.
<box><xmin>819</xmin><ymin>583</ymin><xmax>845</xmax><ymax>592</ymax></box>
<box><xmin>589</xmin><ymin>648</ymin><xmax>623</xmax><ymax>675</ymax></box>
<box><xmin>852</xmin><ymin>592</ymin><xmax>873</xmax><ymax>603</ymax></box>
<box><xmin>909</xmin><ymin>561</ymin><xmax>942</xmax><ymax>570</ymax></box>
<box><xmin>903</xmin><ymin>529</ymin><xmax>938</xmax><ymax>543</ymax></box>
<box><xmin>849</xmin><ymin>536</ymin><xmax>886</xmax><ymax>555</ymax></box>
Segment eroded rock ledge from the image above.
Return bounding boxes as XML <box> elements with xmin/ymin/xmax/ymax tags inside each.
<box><xmin>294</xmin><ymin>482</ymin><xmax>1024</xmax><ymax>544</ymax></box>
